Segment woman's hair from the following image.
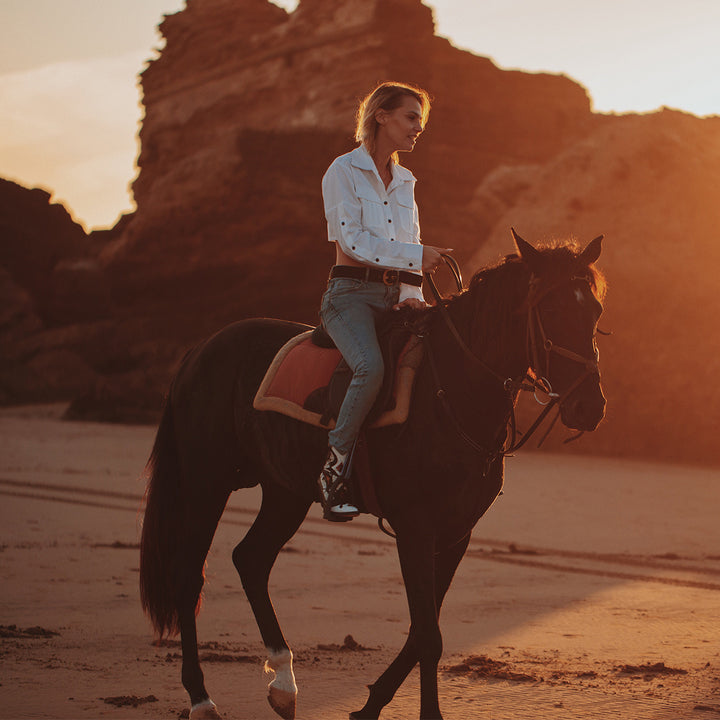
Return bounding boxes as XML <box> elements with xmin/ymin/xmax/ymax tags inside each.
<box><xmin>355</xmin><ymin>82</ymin><xmax>431</xmax><ymax>161</ymax></box>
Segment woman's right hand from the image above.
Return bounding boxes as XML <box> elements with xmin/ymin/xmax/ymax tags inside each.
<box><xmin>422</xmin><ymin>245</ymin><xmax>454</xmax><ymax>272</ymax></box>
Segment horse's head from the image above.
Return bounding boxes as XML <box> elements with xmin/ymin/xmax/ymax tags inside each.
<box><xmin>512</xmin><ymin>228</ymin><xmax>607</xmax><ymax>432</ymax></box>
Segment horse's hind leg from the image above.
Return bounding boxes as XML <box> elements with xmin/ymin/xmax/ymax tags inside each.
<box><xmin>232</xmin><ymin>482</ymin><xmax>311</xmax><ymax>720</ymax></box>
<box><xmin>179</xmin><ymin>488</ymin><xmax>230</xmax><ymax>720</ymax></box>
<box><xmin>351</xmin><ymin>532</ymin><xmax>471</xmax><ymax>720</ymax></box>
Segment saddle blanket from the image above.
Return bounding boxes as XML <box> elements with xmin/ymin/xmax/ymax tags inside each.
<box><xmin>252</xmin><ymin>329</ymin><xmax>423</xmax><ymax>429</ymax></box>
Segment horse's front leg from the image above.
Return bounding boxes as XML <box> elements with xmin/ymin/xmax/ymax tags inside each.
<box><xmin>351</xmin><ymin>532</ymin><xmax>470</xmax><ymax>719</ymax></box>
<box><xmin>389</xmin><ymin>524</ymin><xmax>445</xmax><ymax>720</ymax></box>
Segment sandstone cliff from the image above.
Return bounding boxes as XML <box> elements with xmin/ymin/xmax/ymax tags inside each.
<box><xmin>65</xmin><ymin>0</ymin><xmax>596</xmax><ymax>423</ymax></box>
<box><xmin>470</xmin><ymin>109</ymin><xmax>720</xmax><ymax>464</ymax></box>
<box><xmin>1</xmin><ymin>0</ymin><xmax>718</xmax><ymax>465</ymax></box>
<box><xmin>0</xmin><ymin>179</ymin><xmax>100</xmax><ymax>403</ymax></box>
<box><xmin>102</xmin><ymin>0</ymin><xmax>595</xmax><ymax>325</ymax></box>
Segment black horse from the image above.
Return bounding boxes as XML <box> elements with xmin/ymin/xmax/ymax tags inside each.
<box><xmin>139</xmin><ymin>229</ymin><xmax>607</xmax><ymax>720</ymax></box>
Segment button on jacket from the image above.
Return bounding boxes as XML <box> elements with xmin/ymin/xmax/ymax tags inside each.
<box><xmin>322</xmin><ymin>144</ymin><xmax>424</xmax><ymax>302</ymax></box>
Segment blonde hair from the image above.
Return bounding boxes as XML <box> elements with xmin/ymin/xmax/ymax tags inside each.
<box><xmin>354</xmin><ymin>82</ymin><xmax>431</xmax><ymax>162</ymax></box>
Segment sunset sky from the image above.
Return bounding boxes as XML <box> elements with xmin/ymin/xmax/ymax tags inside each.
<box><xmin>1</xmin><ymin>0</ymin><xmax>718</xmax><ymax>231</ymax></box>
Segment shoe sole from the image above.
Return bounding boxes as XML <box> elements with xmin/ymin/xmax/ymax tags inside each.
<box><xmin>323</xmin><ymin>510</ymin><xmax>359</xmax><ymax>522</ymax></box>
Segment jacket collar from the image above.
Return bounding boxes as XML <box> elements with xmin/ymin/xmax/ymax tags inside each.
<box><xmin>349</xmin><ymin>144</ymin><xmax>416</xmax><ymax>190</ymax></box>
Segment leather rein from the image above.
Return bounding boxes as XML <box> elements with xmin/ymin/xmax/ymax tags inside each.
<box><xmin>422</xmin><ymin>255</ymin><xmax>600</xmax><ymax>457</ymax></box>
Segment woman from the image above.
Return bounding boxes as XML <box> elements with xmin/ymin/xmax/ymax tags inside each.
<box><xmin>318</xmin><ymin>81</ymin><xmax>452</xmax><ymax>521</ymax></box>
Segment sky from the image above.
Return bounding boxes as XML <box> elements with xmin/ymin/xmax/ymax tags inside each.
<box><xmin>1</xmin><ymin>0</ymin><xmax>719</xmax><ymax>231</ymax></box>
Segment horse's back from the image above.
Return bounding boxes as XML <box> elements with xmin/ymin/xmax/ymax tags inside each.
<box><xmin>170</xmin><ymin>318</ymin><xmax>310</xmax><ymax>491</ymax></box>
<box><xmin>177</xmin><ymin>318</ymin><xmax>309</xmax><ymax>382</ymax></box>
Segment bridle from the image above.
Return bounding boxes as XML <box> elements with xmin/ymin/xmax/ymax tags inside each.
<box><xmin>524</xmin><ymin>273</ymin><xmax>600</xmax><ymax>399</ymax></box>
<box><xmin>423</xmin><ymin>255</ymin><xmax>602</xmax><ymax>456</ymax></box>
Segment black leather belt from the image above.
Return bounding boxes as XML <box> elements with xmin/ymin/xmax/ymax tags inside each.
<box><xmin>330</xmin><ymin>265</ymin><xmax>423</xmax><ymax>287</ymax></box>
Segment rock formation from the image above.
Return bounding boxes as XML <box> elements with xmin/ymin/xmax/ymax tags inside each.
<box><xmin>1</xmin><ymin>0</ymin><xmax>718</xmax><ymax>465</ymax></box>
<box><xmin>102</xmin><ymin>0</ymin><xmax>595</xmax><ymax>328</ymax></box>
<box><xmin>471</xmin><ymin>109</ymin><xmax>720</xmax><ymax>464</ymax></box>
<box><xmin>0</xmin><ymin>180</ymin><xmax>100</xmax><ymax>402</ymax></box>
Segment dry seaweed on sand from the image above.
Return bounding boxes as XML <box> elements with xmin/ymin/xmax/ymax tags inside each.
<box><xmin>444</xmin><ymin>654</ymin><xmax>537</xmax><ymax>682</ymax></box>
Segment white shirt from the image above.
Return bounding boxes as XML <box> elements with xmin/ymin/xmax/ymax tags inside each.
<box><xmin>322</xmin><ymin>144</ymin><xmax>425</xmax><ymax>303</ymax></box>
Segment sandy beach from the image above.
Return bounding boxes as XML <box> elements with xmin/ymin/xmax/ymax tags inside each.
<box><xmin>1</xmin><ymin>404</ymin><xmax>719</xmax><ymax>720</ymax></box>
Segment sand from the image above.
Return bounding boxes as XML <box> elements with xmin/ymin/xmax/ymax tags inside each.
<box><xmin>1</xmin><ymin>404</ymin><xmax>719</xmax><ymax>720</ymax></box>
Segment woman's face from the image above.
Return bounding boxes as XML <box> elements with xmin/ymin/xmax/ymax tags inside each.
<box><xmin>375</xmin><ymin>96</ymin><xmax>425</xmax><ymax>154</ymax></box>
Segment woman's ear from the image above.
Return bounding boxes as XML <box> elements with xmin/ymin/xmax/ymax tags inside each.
<box><xmin>375</xmin><ymin>108</ymin><xmax>388</xmax><ymax>126</ymax></box>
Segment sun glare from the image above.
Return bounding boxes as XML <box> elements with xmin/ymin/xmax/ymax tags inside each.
<box><xmin>269</xmin><ymin>0</ymin><xmax>299</xmax><ymax>12</ymax></box>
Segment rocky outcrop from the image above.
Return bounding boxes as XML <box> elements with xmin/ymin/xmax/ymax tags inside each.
<box><xmin>0</xmin><ymin>180</ymin><xmax>95</xmax><ymax>323</ymax></box>
<box><xmin>2</xmin><ymin>0</ymin><xmax>718</xmax><ymax>465</ymax></box>
<box><xmin>65</xmin><ymin>0</ymin><xmax>596</xmax><ymax>424</ymax></box>
<box><xmin>103</xmin><ymin>0</ymin><xmax>595</xmax><ymax>327</ymax></box>
<box><xmin>0</xmin><ymin>180</ymin><xmax>103</xmax><ymax>403</ymax></box>
<box><xmin>471</xmin><ymin>109</ymin><xmax>720</xmax><ymax>464</ymax></box>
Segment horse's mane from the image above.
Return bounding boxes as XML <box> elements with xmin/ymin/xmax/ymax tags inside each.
<box><xmin>467</xmin><ymin>241</ymin><xmax>606</xmax><ymax>302</ymax></box>
<box><xmin>437</xmin><ymin>241</ymin><xmax>606</xmax><ymax>370</ymax></box>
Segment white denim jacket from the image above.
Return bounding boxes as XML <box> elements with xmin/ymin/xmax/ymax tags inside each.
<box><xmin>322</xmin><ymin>144</ymin><xmax>425</xmax><ymax>303</ymax></box>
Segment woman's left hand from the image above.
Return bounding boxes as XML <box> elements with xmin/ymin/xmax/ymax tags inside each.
<box><xmin>393</xmin><ymin>298</ymin><xmax>426</xmax><ymax>311</ymax></box>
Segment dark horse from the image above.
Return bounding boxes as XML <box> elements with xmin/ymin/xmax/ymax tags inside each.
<box><xmin>139</xmin><ymin>230</ymin><xmax>606</xmax><ymax>720</ymax></box>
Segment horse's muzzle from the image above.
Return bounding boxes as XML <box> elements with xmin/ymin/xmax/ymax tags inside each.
<box><xmin>560</xmin><ymin>377</ymin><xmax>606</xmax><ymax>432</ymax></box>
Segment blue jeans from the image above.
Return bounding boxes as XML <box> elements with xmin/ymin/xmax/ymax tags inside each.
<box><xmin>319</xmin><ymin>277</ymin><xmax>400</xmax><ymax>454</ymax></box>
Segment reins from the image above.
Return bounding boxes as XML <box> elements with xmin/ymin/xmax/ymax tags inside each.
<box><xmin>424</xmin><ymin>257</ymin><xmax>535</xmax><ymax>393</ymax></box>
<box><xmin>421</xmin><ymin>255</ymin><xmax>600</xmax><ymax>458</ymax></box>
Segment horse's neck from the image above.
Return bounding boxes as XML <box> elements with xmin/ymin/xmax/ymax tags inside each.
<box><xmin>441</xmin><ymin>288</ymin><xmax>528</xmax><ymax>383</ymax></box>
<box><xmin>423</xmin><ymin>298</ymin><xmax>520</xmax><ymax>458</ymax></box>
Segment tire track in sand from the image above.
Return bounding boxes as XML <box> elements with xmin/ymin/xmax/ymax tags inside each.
<box><xmin>2</xmin><ymin>476</ymin><xmax>719</xmax><ymax>592</ymax></box>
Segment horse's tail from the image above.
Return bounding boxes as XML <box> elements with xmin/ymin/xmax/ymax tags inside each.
<box><xmin>139</xmin><ymin>394</ymin><xmax>187</xmax><ymax>637</ymax></box>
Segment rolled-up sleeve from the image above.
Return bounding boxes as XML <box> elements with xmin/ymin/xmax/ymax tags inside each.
<box><xmin>322</xmin><ymin>162</ymin><xmax>424</xmax><ymax>271</ymax></box>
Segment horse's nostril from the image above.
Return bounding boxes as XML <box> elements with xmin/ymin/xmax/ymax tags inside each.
<box><xmin>579</xmin><ymin>397</ymin><xmax>605</xmax><ymax>428</ymax></box>
<box><xmin>573</xmin><ymin>401</ymin><xmax>589</xmax><ymax>425</ymax></box>
<box><xmin>563</xmin><ymin>393</ymin><xmax>605</xmax><ymax>432</ymax></box>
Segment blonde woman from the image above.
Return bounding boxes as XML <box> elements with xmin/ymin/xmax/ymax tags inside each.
<box><xmin>318</xmin><ymin>81</ymin><xmax>452</xmax><ymax>521</ymax></box>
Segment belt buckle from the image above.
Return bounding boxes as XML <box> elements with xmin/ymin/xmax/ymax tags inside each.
<box><xmin>382</xmin><ymin>269</ymin><xmax>399</xmax><ymax>286</ymax></box>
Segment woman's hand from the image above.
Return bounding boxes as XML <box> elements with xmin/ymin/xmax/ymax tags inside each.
<box><xmin>391</xmin><ymin>246</ymin><xmax>454</xmax><ymax>310</ymax></box>
<box><xmin>393</xmin><ymin>297</ymin><xmax>426</xmax><ymax>311</ymax></box>
<box><xmin>422</xmin><ymin>245</ymin><xmax>454</xmax><ymax>272</ymax></box>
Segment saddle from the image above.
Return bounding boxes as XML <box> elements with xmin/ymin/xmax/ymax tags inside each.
<box><xmin>253</xmin><ymin>313</ymin><xmax>423</xmax><ymax>431</ymax></box>
<box><xmin>253</xmin><ymin>313</ymin><xmax>425</xmax><ymax>517</ymax></box>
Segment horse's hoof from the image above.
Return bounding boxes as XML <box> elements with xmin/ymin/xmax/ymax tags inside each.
<box><xmin>268</xmin><ymin>686</ymin><xmax>296</xmax><ymax>720</ymax></box>
<box><xmin>189</xmin><ymin>699</ymin><xmax>222</xmax><ymax>719</ymax></box>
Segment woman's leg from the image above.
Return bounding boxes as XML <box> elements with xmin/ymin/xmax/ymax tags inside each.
<box><xmin>317</xmin><ymin>278</ymin><xmax>394</xmax><ymax>518</ymax></box>
<box><xmin>320</xmin><ymin>279</ymin><xmax>389</xmax><ymax>454</ymax></box>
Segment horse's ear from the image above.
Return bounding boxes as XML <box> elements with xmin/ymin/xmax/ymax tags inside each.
<box><xmin>579</xmin><ymin>235</ymin><xmax>603</xmax><ymax>266</ymax></box>
<box><xmin>511</xmin><ymin>227</ymin><xmax>542</xmax><ymax>270</ymax></box>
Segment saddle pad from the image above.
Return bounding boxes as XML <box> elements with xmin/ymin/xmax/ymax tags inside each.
<box><xmin>253</xmin><ymin>330</ymin><xmax>423</xmax><ymax>429</ymax></box>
